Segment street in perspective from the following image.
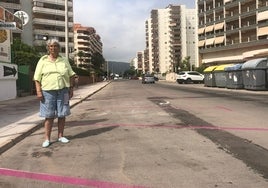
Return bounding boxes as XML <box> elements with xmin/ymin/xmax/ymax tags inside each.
<box><xmin>1</xmin><ymin>79</ymin><xmax>268</xmax><ymax>188</ymax></box>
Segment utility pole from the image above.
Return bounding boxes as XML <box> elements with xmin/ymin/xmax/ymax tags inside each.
<box><xmin>65</xmin><ymin>0</ymin><xmax>69</xmax><ymax>59</ymax></box>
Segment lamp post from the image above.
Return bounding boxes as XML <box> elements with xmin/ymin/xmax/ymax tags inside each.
<box><xmin>65</xmin><ymin>0</ymin><xmax>69</xmax><ymax>59</ymax></box>
<box><xmin>106</xmin><ymin>61</ymin><xmax>109</xmax><ymax>80</ymax></box>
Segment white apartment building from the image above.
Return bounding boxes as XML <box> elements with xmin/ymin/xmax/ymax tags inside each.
<box><xmin>21</xmin><ymin>0</ymin><xmax>74</xmax><ymax>56</ymax></box>
<box><xmin>145</xmin><ymin>18</ymin><xmax>153</xmax><ymax>73</ymax></box>
<box><xmin>137</xmin><ymin>51</ymin><xmax>143</xmax><ymax>73</ymax></box>
<box><xmin>145</xmin><ymin>4</ymin><xmax>198</xmax><ymax>75</ymax></box>
<box><xmin>185</xmin><ymin>8</ymin><xmax>199</xmax><ymax>70</ymax></box>
<box><xmin>197</xmin><ymin>0</ymin><xmax>268</xmax><ymax>65</ymax></box>
<box><xmin>130</xmin><ymin>57</ymin><xmax>138</xmax><ymax>70</ymax></box>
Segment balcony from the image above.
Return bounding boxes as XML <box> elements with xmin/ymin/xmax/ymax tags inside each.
<box><xmin>77</xmin><ymin>39</ymin><xmax>90</xmax><ymax>45</ymax></box>
<box><xmin>33</xmin><ymin>0</ymin><xmax>73</xmax><ymax>7</ymax></box>
<box><xmin>33</xmin><ymin>18</ymin><xmax>68</xmax><ymax>27</ymax></box>
<box><xmin>33</xmin><ymin>7</ymin><xmax>73</xmax><ymax>17</ymax></box>
<box><xmin>33</xmin><ymin>29</ymin><xmax>73</xmax><ymax>38</ymax></box>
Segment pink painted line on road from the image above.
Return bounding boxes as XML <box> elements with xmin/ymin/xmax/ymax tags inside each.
<box><xmin>188</xmin><ymin>126</ymin><xmax>268</xmax><ymax>132</ymax></box>
<box><xmin>215</xmin><ymin>106</ymin><xmax>233</xmax><ymax>111</ymax></box>
<box><xmin>0</xmin><ymin>168</ymin><xmax>148</xmax><ymax>188</ymax></box>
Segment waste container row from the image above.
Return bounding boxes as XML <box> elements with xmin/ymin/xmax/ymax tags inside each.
<box><xmin>203</xmin><ymin>58</ymin><xmax>268</xmax><ymax>91</ymax></box>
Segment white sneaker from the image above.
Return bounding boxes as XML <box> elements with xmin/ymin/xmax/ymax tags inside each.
<box><xmin>42</xmin><ymin>140</ymin><xmax>50</xmax><ymax>148</ymax></box>
<box><xmin>58</xmin><ymin>137</ymin><xmax>69</xmax><ymax>143</ymax></box>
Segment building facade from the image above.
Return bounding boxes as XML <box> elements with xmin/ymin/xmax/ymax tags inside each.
<box><xmin>145</xmin><ymin>4</ymin><xmax>198</xmax><ymax>75</ymax></box>
<box><xmin>137</xmin><ymin>51</ymin><xmax>143</xmax><ymax>74</ymax></box>
<box><xmin>73</xmin><ymin>23</ymin><xmax>103</xmax><ymax>66</ymax></box>
<box><xmin>197</xmin><ymin>0</ymin><xmax>268</xmax><ymax>65</ymax></box>
<box><xmin>185</xmin><ymin>8</ymin><xmax>199</xmax><ymax>70</ymax></box>
<box><xmin>23</xmin><ymin>0</ymin><xmax>74</xmax><ymax>56</ymax></box>
<box><xmin>0</xmin><ymin>0</ymin><xmax>74</xmax><ymax>56</ymax></box>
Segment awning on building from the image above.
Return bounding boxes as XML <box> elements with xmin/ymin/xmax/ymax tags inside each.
<box><xmin>214</xmin><ymin>64</ymin><xmax>233</xmax><ymax>71</ymax></box>
<box><xmin>206</xmin><ymin>38</ymin><xmax>215</xmax><ymax>46</ymax></box>
<box><xmin>214</xmin><ymin>36</ymin><xmax>225</xmax><ymax>44</ymax></box>
<box><xmin>257</xmin><ymin>11</ymin><xmax>268</xmax><ymax>21</ymax></box>
<box><xmin>257</xmin><ymin>26</ymin><xmax>268</xmax><ymax>36</ymax></box>
<box><xmin>198</xmin><ymin>28</ymin><xmax>205</xmax><ymax>35</ymax></box>
<box><xmin>243</xmin><ymin>49</ymin><xmax>268</xmax><ymax>59</ymax></box>
<box><xmin>214</xmin><ymin>22</ymin><xmax>224</xmax><ymax>31</ymax></box>
<box><xmin>198</xmin><ymin>40</ymin><xmax>205</xmax><ymax>47</ymax></box>
<box><xmin>205</xmin><ymin>25</ymin><xmax>214</xmax><ymax>33</ymax></box>
<box><xmin>203</xmin><ymin>56</ymin><xmax>243</xmax><ymax>64</ymax></box>
<box><xmin>224</xmin><ymin>0</ymin><xmax>232</xmax><ymax>3</ymax></box>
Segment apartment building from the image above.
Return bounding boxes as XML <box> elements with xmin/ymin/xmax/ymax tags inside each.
<box><xmin>73</xmin><ymin>23</ymin><xmax>103</xmax><ymax>66</ymax></box>
<box><xmin>197</xmin><ymin>0</ymin><xmax>268</xmax><ymax>65</ymax></box>
<box><xmin>145</xmin><ymin>18</ymin><xmax>153</xmax><ymax>73</ymax></box>
<box><xmin>0</xmin><ymin>0</ymin><xmax>74</xmax><ymax>56</ymax></box>
<box><xmin>185</xmin><ymin>8</ymin><xmax>199</xmax><ymax>70</ymax></box>
<box><xmin>137</xmin><ymin>51</ymin><xmax>143</xmax><ymax>73</ymax></box>
<box><xmin>145</xmin><ymin>4</ymin><xmax>198</xmax><ymax>75</ymax></box>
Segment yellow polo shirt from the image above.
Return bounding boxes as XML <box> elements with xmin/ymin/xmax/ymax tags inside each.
<box><xmin>34</xmin><ymin>55</ymin><xmax>76</xmax><ymax>90</ymax></box>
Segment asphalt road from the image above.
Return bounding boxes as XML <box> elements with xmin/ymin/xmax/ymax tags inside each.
<box><xmin>0</xmin><ymin>80</ymin><xmax>268</xmax><ymax>188</ymax></box>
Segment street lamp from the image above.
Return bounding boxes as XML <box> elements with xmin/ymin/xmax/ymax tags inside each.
<box><xmin>42</xmin><ymin>33</ymin><xmax>49</xmax><ymax>41</ymax></box>
<box><xmin>106</xmin><ymin>61</ymin><xmax>109</xmax><ymax>80</ymax></box>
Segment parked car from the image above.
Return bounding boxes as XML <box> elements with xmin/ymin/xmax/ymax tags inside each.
<box><xmin>142</xmin><ymin>74</ymin><xmax>155</xmax><ymax>84</ymax></box>
<box><xmin>176</xmin><ymin>71</ymin><xmax>204</xmax><ymax>84</ymax></box>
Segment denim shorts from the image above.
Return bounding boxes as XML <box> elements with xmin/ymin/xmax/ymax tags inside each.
<box><xmin>40</xmin><ymin>88</ymin><xmax>71</xmax><ymax>118</ymax></box>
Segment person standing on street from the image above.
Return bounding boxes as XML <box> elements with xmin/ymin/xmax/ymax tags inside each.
<box><xmin>34</xmin><ymin>39</ymin><xmax>76</xmax><ymax>148</ymax></box>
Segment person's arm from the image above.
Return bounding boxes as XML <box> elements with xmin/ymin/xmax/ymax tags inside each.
<box><xmin>69</xmin><ymin>75</ymin><xmax>75</xmax><ymax>99</ymax></box>
<box><xmin>35</xmin><ymin>80</ymin><xmax>43</xmax><ymax>101</ymax></box>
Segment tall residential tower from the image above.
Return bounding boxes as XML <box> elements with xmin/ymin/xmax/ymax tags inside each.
<box><xmin>145</xmin><ymin>4</ymin><xmax>198</xmax><ymax>75</ymax></box>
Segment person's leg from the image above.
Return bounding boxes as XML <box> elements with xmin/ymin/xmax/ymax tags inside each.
<box><xmin>44</xmin><ymin>118</ymin><xmax>54</xmax><ymax>141</ymax></box>
<box><xmin>57</xmin><ymin>117</ymin><xmax>69</xmax><ymax>143</ymax></box>
<box><xmin>57</xmin><ymin>117</ymin><xmax>65</xmax><ymax>138</ymax></box>
<box><xmin>57</xmin><ymin>88</ymin><xmax>70</xmax><ymax>143</ymax></box>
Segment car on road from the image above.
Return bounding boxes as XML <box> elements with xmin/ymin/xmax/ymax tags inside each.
<box><xmin>142</xmin><ymin>74</ymin><xmax>155</xmax><ymax>84</ymax></box>
<box><xmin>176</xmin><ymin>71</ymin><xmax>204</xmax><ymax>84</ymax></box>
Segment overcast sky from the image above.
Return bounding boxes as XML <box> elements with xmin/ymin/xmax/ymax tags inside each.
<box><xmin>73</xmin><ymin>0</ymin><xmax>195</xmax><ymax>62</ymax></box>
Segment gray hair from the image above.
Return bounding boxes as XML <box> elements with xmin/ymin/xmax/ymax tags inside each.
<box><xmin>46</xmin><ymin>38</ymin><xmax>60</xmax><ymax>47</ymax></box>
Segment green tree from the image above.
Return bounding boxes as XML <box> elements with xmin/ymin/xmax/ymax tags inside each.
<box><xmin>11</xmin><ymin>39</ymin><xmax>41</xmax><ymax>70</ymax></box>
<box><xmin>123</xmin><ymin>66</ymin><xmax>136</xmax><ymax>78</ymax></box>
<box><xmin>195</xmin><ymin>63</ymin><xmax>206</xmax><ymax>73</ymax></box>
<box><xmin>179</xmin><ymin>56</ymin><xmax>191</xmax><ymax>72</ymax></box>
<box><xmin>91</xmin><ymin>52</ymin><xmax>105</xmax><ymax>76</ymax></box>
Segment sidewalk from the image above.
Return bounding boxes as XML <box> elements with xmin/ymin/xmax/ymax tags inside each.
<box><xmin>0</xmin><ymin>81</ymin><xmax>110</xmax><ymax>154</ymax></box>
